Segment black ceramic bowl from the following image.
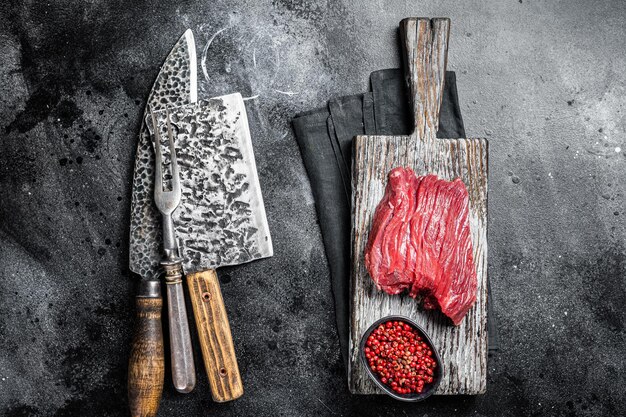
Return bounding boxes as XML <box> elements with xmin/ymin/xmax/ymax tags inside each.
<box><xmin>359</xmin><ymin>315</ymin><xmax>443</xmax><ymax>401</ymax></box>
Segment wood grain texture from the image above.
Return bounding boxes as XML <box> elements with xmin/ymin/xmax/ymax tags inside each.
<box><xmin>128</xmin><ymin>295</ymin><xmax>165</xmax><ymax>417</ymax></box>
<box><xmin>187</xmin><ymin>270</ymin><xmax>244</xmax><ymax>402</ymax></box>
<box><xmin>349</xmin><ymin>18</ymin><xmax>489</xmax><ymax>395</ymax></box>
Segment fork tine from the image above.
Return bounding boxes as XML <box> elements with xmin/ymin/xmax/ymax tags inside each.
<box><xmin>150</xmin><ymin>110</ymin><xmax>163</xmax><ymax>195</ymax></box>
<box><xmin>165</xmin><ymin>108</ymin><xmax>181</xmax><ymax>197</ymax></box>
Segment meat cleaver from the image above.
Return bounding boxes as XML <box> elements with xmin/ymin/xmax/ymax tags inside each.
<box><xmin>145</xmin><ymin>94</ymin><xmax>273</xmax><ymax>402</ymax></box>
<box><xmin>128</xmin><ymin>29</ymin><xmax>197</xmax><ymax>417</ymax></box>
<box><xmin>130</xmin><ymin>29</ymin><xmax>273</xmax><ymax>402</ymax></box>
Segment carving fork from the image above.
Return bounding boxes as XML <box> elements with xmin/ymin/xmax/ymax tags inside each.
<box><xmin>150</xmin><ymin>108</ymin><xmax>196</xmax><ymax>393</ymax></box>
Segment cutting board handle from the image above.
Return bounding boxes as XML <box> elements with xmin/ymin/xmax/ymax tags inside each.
<box><xmin>187</xmin><ymin>270</ymin><xmax>244</xmax><ymax>402</ymax></box>
<box><xmin>400</xmin><ymin>17</ymin><xmax>450</xmax><ymax>143</ymax></box>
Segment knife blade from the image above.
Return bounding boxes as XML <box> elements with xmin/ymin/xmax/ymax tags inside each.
<box><xmin>128</xmin><ymin>30</ymin><xmax>197</xmax><ymax>417</ymax></box>
<box><xmin>145</xmin><ymin>93</ymin><xmax>273</xmax><ymax>402</ymax></box>
<box><xmin>130</xmin><ymin>30</ymin><xmax>197</xmax><ymax>280</ymax></box>
<box><xmin>147</xmin><ymin>96</ymin><xmax>273</xmax><ymax>270</ymax></box>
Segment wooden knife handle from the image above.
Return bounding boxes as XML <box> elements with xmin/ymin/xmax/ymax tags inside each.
<box><xmin>187</xmin><ymin>270</ymin><xmax>243</xmax><ymax>402</ymax></box>
<box><xmin>128</xmin><ymin>280</ymin><xmax>164</xmax><ymax>417</ymax></box>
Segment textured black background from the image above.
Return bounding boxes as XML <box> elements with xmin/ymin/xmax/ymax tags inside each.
<box><xmin>1</xmin><ymin>1</ymin><xmax>625</xmax><ymax>416</ymax></box>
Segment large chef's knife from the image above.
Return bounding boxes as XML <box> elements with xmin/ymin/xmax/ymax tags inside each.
<box><xmin>128</xmin><ymin>30</ymin><xmax>197</xmax><ymax>417</ymax></box>
<box><xmin>131</xmin><ymin>30</ymin><xmax>273</xmax><ymax>403</ymax></box>
<box><xmin>145</xmin><ymin>93</ymin><xmax>273</xmax><ymax>402</ymax></box>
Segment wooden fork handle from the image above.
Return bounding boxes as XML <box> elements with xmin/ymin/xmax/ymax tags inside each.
<box><xmin>128</xmin><ymin>280</ymin><xmax>164</xmax><ymax>417</ymax></box>
<box><xmin>163</xmin><ymin>261</ymin><xmax>196</xmax><ymax>393</ymax></box>
<box><xmin>187</xmin><ymin>270</ymin><xmax>244</xmax><ymax>402</ymax></box>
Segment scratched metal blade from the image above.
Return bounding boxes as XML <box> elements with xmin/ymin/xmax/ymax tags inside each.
<box><xmin>129</xmin><ymin>30</ymin><xmax>197</xmax><ymax>279</ymax></box>
<box><xmin>146</xmin><ymin>93</ymin><xmax>273</xmax><ymax>272</ymax></box>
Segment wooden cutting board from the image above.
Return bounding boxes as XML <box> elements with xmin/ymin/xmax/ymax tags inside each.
<box><xmin>349</xmin><ymin>18</ymin><xmax>488</xmax><ymax>395</ymax></box>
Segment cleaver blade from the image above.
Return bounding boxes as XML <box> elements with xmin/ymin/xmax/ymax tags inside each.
<box><xmin>146</xmin><ymin>92</ymin><xmax>273</xmax><ymax>402</ymax></box>
<box><xmin>146</xmin><ymin>93</ymin><xmax>273</xmax><ymax>272</ymax></box>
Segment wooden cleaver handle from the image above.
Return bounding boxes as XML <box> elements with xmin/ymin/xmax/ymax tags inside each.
<box><xmin>128</xmin><ymin>280</ymin><xmax>164</xmax><ymax>417</ymax></box>
<box><xmin>187</xmin><ymin>270</ymin><xmax>244</xmax><ymax>402</ymax></box>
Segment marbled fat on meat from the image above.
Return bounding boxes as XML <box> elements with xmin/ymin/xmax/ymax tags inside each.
<box><xmin>364</xmin><ymin>167</ymin><xmax>477</xmax><ymax>325</ymax></box>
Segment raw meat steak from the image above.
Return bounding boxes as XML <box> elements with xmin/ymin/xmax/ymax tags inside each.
<box><xmin>364</xmin><ymin>167</ymin><xmax>477</xmax><ymax>325</ymax></box>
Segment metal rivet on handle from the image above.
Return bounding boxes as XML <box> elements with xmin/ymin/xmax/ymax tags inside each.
<box><xmin>219</xmin><ymin>368</ymin><xmax>227</xmax><ymax>377</ymax></box>
<box><xmin>202</xmin><ymin>292</ymin><xmax>211</xmax><ymax>302</ymax></box>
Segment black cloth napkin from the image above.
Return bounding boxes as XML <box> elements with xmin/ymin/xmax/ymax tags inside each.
<box><xmin>292</xmin><ymin>69</ymin><xmax>498</xmax><ymax>371</ymax></box>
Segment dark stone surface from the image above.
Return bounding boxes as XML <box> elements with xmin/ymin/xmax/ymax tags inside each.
<box><xmin>0</xmin><ymin>0</ymin><xmax>625</xmax><ymax>416</ymax></box>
